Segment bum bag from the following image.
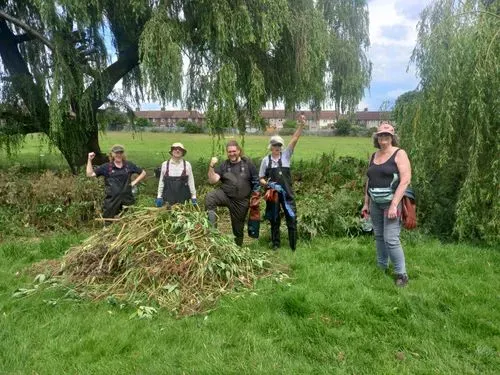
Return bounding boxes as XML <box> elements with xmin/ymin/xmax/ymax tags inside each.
<box><xmin>368</xmin><ymin>173</ymin><xmax>399</xmax><ymax>204</ymax></box>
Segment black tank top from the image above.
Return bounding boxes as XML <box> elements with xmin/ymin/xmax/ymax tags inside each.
<box><xmin>367</xmin><ymin>149</ymin><xmax>400</xmax><ymax>189</ymax></box>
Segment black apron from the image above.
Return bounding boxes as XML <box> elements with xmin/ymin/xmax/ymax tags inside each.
<box><xmin>265</xmin><ymin>154</ymin><xmax>294</xmax><ymax>198</ymax></box>
<box><xmin>264</xmin><ymin>154</ymin><xmax>297</xmax><ymax>250</ymax></box>
<box><xmin>103</xmin><ymin>162</ymin><xmax>135</xmax><ymax>218</ymax></box>
<box><xmin>162</xmin><ymin>159</ymin><xmax>191</xmax><ymax>205</ymax></box>
<box><xmin>220</xmin><ymin>159</ymin><xmax>252</xmax><ymax>200</ymax></box>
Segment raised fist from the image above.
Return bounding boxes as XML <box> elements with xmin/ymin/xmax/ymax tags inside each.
<box><xmin>88</xmin><ymin>152</ymin><xmax>96</xmax><ymax>160</ymax></box>
<box><xmin>210</xmin><ymin>156</ymin><xmax>218</xmax><ymax>167</ymax></box>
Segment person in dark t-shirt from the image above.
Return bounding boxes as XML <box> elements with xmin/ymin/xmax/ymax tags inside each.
<box><xmin>86</xmin><ymin>144</ymin><xmax>146</xmax><ymax>221</ymax></box>
<box><xmin>362</xmin><ymin>122</ymin><xmax>411</xmax><ymax>287</ymax></box>
<box><xmin>206</xmin><ymin>140</ymin><xmax>260</xmax><ymax>246</ymax></box>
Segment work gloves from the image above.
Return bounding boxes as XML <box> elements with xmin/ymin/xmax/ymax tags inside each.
<box><xmin>155</xmin><ymin>198</ymin><xmax>163</xmax><ymax>207</ymax></box>
<box><xmin>191</xmin><ymin>198</ymin><xmax>198</xmax><ymax>206</ymax></box>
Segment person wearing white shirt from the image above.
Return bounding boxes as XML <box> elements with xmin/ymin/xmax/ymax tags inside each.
<box><xmin>155</xmin><ymin>142</ymin><xmax>197</xmax><ymax>207</ymax></box>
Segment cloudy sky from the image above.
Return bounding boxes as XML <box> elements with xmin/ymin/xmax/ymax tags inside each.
<box><xmin>359</xmin><ymin>0</ymin><xmax>431</xmax><ymax>111</ymax></box>
<box><xmin>139</xmin><ymin>0</ymin><xmax>431</xmax><ymax>112</ymax></box>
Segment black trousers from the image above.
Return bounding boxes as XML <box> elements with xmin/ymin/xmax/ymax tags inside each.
<box><xmin>103</xmin><ymin>192</ymin><xmax>135</xmax><ymax>219</ymax></box>
<box><xmin>205</xmin><ymin>189</ymin><xmax>249</xmax><ymax>246</ymax></box>
<box><xmin>267</xmin><ymin>195</ymin><xmax>297</xmax><ymax>250</ymax></box>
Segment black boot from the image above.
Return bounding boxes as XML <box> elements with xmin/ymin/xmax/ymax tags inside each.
<box><xmin>288</xmin><ymin>228</ymin><xmax>297</xmax><ymax>251</ymax></box>
<box><xmin>235</xmin><ymin>236</ymin><xmax>243</xmax><ymax>247</ymax></box>
<box><xmin>271</xmin><ymin>221</ymin><xmax>281</xmax><ymax>249</ymax></box>
<box><xmin>207</xmin><ymin>210</ymin><xmax>217</xmax><ymax>228</ymax></box>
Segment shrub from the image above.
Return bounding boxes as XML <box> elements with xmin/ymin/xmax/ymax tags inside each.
<box><xmin>178</xmin><ymin>120</ymin><xmax>204</xmax><ymax>134</ymax></box>
<box><xmin>297</xmin><ymin>188</ymin><xmax>362</xmax><ymax>240</ymax></box>
<box><xmin>277</xmin><ymin>128</ymin><xmax>295</xmax><ymax>136</ymax></box>
<box><xmin>334</xmin><ymin>119</ymin><xmax>352</xmax><ymax>136</ymax></box>
<box><xmin>0</xmin><ymin>166</ymin><xmax>102</xmax><ymax>234</ymax></box>
<box><xmin>283</xmin><ymin>119</ymin><xmax>297</xmax><ymax>129</ymax></box>
<box><xmin>135</xmin><ymin>118</ymin><xmax>153</xmax><ymax>128</ymax></box>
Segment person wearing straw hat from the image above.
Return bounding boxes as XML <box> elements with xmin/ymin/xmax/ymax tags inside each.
<box><xmin>87</xmin><ymin>144</ymin><xmax>146</xmax><ymax>220</ymax></box>
<box><xmin>361</xmin><ymin>121</ymin><xmax>411</xmax><ymax>287</ymax></box>
<box><xmin>155</xmin><ymin>142</ymin><xmax>197</xmax><ymax>207</ymax></box>
<box><xmin>259</xmin><ymin>113</ymin><xmax>306</xmax><ymax>251</ymax></box>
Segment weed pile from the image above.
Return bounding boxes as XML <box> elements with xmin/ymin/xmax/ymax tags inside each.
<box><xmin>0</xmin><ymin>165</ymin><xmax>101</xmax><ymax>235</ymax></box>
<box><xmin>52</xmin><ymin>206</ymin><xmax>272</xmax><ymax>315</ymax></box>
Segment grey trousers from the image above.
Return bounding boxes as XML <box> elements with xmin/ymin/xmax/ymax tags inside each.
<box><xmin>370</xmin><ymin>201</ymin><xmax>407</xmax><ymax>275</ymax></box>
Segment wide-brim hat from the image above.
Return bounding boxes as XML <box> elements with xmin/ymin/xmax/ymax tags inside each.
<box><xmin>111</xmin><ymin>144</ymin><xmax>125</xmax><ymax>153</ymax></box>
<box><xmin>268</xmin><ymin>135</ymin><xmax>285</xmax><ymax>150</ymax></box>
<box><xmin>376</xmin><ymin>123</ymin><xmax>395</xmax><ymax>136</ymax></box>
<box><xmin>169</xmin><ymin>142</ymin><xmax>187</xmax><ymax>155</ymax></box>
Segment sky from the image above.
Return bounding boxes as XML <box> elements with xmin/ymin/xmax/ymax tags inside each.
<box><xmin>137</xmin><ymin>0</ymin><xmax>432</xmax><ymax>112</ymax></box>
<box><xmin>358</xmin><ymin>0</ymin><xmax>432</xmax><ymax>111</ymax></box>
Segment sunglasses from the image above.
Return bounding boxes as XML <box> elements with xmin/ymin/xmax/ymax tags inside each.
<box><xmin>171</xmin><ymin>147</ymin><xmax>184</xmax><ymax>151</ymax></box>
<box><xmin>271</xmin><ymin>143</ymin><xmax>282</xmax><ymax>147</ymax></box>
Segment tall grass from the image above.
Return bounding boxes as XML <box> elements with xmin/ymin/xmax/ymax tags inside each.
<box><xmin>1</xmin><ymin>234</ymin><xmax>498</xmax><ymax>374</ymax></box>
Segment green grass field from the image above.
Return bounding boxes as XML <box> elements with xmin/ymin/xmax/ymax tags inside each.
<box><xmin>0</xmin><ymin>132</ymin><xmax>374</xmax><ymax>171</ymax></box>
<box><xmin>0</xmin><ymin>234</ymin><xmax>499</xmax><ymax>374</ymax></box>
<box><xmin>1</xmin><ymin>134</ymin><xmax>499</xmax><ymax>374</ymax></box>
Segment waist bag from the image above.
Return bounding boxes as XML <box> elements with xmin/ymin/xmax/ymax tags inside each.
<box><xmin>368</xmin><ymin>187</ymin><xmax>394</xmax><ymax>204</ymax></box>
<box><xmin>368</xmin><ymin>173</ymin><xmax>399</xmax><ymax>204</ymax></box>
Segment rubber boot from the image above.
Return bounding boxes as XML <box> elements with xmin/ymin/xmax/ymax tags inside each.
<box><xmin>235</xmin><ymin>236</ymin><xmax>243</xmax><ymax>247</ymax></box>
<box><xmin>288</xmin><ymin>227</ymin><xmax>297</xmax><ymax>251</ymax></box>
<box><xmin>208</xmin><ymin>210</ymin><xmax>217</xmax><ymax>228</ymax></box>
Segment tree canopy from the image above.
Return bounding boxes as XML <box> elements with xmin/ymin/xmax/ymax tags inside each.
<box><xmin>0</xmin><ymin>0</ymin><xmax>371</xmax><ymax>171</ymax></box>
<box><xmin>394</xmin><ymin>0</ymin><xmax>499</xmax><ymax>244</ymax></box>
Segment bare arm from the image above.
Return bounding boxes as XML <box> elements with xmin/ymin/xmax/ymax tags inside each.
<box><xmin>388</xmin><ymin>149</ymin><xmax>411</xmax><ymax>218</ymax></box>
<box><xmin>131</xmin><ymin>170</ymin><xmax>147</xmax><ymax>187</ymax></box>
<box><xmin>208</xmin><ymin>157</ymin><xmax>221</xmax><ymax>184</ymax></box>
<box><xmin>86</xmin><ymin>153</ymin><xmax>96</xmax><ymax>177</ymax></box>
<box><xmin>362</xmin><ymin>179</ymin><xmax>370</xmax><ymax>214</ymax></box>
<box><xmin>288</xmin><ymin>114</ymin><xmax>306</xmax><ymax>151</ymax></box>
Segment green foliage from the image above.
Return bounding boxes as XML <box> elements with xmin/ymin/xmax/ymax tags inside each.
<box><xmin>134</xmin><ymin>118</ymin><xmax>153</xmax><ymax>128</ymax></box>
<box><xmin>334</xmin><ymin>118</ymin><xmax>353</xmax><ymax>136</ymax></box>
<box><xmin>293</xmin><ymin>152</ymin><xmax>367</xmax><ymax>239</ymax></box>
<box><xmin>178</xmin><ymin>120</ymin><xmax>204</xmax><ymax>134</ymax></box>
<box><xmin>1</xmin><ymin>1</ymin><xmax>371</xmax><ymax>170</ymax></box>
<box><xmin>283</xmin><ymin>119</ymin><xmax>297</xmax><ymax>129</ymax></box>
<box><xmin>0</xmin><ymin>166</ymin><xmax>102</xmax><ymax>236</ymax></box>
<box><xmin>98</xmin><ymin>107</ymin><xmax>130</xmax><ymax>131</ymax></box>
<box><xmin>297</xmin><ymin>188</ymin><xmax>362</xmax><ymax>240</ymax></box>
<box><xmin>395</xmin><ymin>0</ymin><xmax>500</xmax><ymax>244</ymax></box>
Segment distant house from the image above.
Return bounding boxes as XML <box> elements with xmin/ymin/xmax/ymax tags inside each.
<box><xmin>132</xmin><ymin>108</ymin><xmax>391</xmax><ymax>130</ymax></box>
<box><xmin>355</xmin><ymin>109</ymin><xmax>392</xmax><ymax>129</ymax></box>
<box><xmin>134</xmin><ymin>110</ymin><xmax>204</xmax><ymax>127</ymax></box>
<box><xmin>261</xmin><ymin>109</ymin><xmax>337</xmax><ymax>130</ymax></box>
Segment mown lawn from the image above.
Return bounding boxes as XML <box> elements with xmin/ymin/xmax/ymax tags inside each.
<box><xmin>0</xmin><ymin>132</ymin><xmax>374</xmax><ymax>171</ymax></box>
<box><xmin>0</xmin><ymin>233</ymin><xmax>499</xmax><ymax>374</ymax></box>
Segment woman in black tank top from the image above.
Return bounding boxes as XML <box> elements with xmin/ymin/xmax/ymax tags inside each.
<box><xmin>361</xmin><ymin>122</ymin><xmax>412</xmax><ymax>287</ymax></box>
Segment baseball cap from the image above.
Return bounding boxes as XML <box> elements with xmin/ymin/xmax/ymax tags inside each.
<box><xmin>111</xmin><ymin>144</ymin><xmax>125</xmax><ymax>153</ymax></box>
<box><xmin>376</xmin><ymin>122</ymin><xmax>395</xmax><ymax>135</ymax></box>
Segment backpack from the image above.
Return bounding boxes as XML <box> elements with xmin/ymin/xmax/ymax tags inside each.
<box><xmin>402</xmin><ymin>188</ymin><xmax>417</xmax><ymax>230</ymax></box>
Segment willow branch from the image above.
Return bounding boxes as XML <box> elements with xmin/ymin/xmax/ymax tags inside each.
<box><xmin>0</xmin><ymin>10</ymin><xmax>54</xmax><ymax>50</ymax></box>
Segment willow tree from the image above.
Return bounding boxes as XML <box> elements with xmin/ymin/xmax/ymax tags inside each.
<box><xmin>394</xmin><ymin>0</ymin><xmax>499</xmax><ymax>244</ymax></box>
<box><xmin>0</xmin><ymin>0</ymin><xmax>370</xmax><ymax>172</ymax></box>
